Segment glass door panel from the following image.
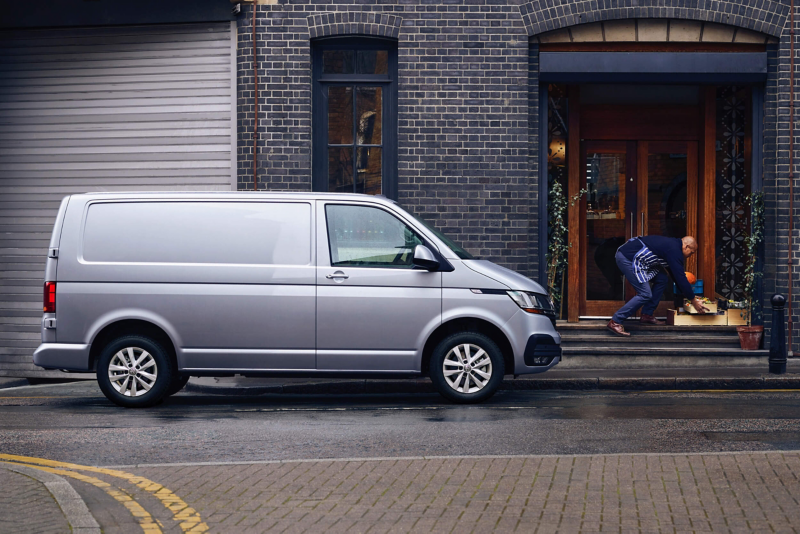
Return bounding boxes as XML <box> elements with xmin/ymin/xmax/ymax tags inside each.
<box><xmin>582</xmin><ymin>140</ymin><xmax>635</xmax><ymax>316</ymax></box>
<box><xmin>645</xmin><ymin>142</ymin><xmax>697</xmax><ymax>308</ymax></box>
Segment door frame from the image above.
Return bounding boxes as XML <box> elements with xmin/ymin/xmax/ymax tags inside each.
<box><xmin>567</xmin><ymin>85</ymin><xmax>712</xmax><ymax>321</ymax></box>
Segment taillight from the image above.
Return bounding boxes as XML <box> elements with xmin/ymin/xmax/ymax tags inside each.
<box><xmin>43</xmin><ymin>282</ymin><xmax>56</xmax><ymax>313</ymax></box>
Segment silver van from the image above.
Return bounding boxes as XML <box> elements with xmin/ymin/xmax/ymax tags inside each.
<box><xmin>35</xmin><ymin>192</ymin><xmax>560</xmax><ymax>407</ymax></box>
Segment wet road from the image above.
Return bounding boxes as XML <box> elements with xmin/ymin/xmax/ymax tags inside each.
<box><xmin>1</xmin><ymin>381</ymin><xmax>799</xmax><ymax>467</ymax></box>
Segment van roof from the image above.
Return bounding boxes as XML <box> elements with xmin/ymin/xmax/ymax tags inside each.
<box><xmin>69</xmin><ymin>191</ymin><xmax>397</xmax><ymax>204</ymax></box>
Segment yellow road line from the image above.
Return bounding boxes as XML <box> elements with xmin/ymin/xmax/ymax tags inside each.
<box><xmin>0</xmin><ymin>454</ymin><xmax>207</xmax><ymax>533</ymax></box>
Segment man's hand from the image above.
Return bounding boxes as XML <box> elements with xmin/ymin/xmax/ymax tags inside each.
<box><xmin>692</xmin><ymin>297</ymin><xmax>710</xmax><ymax>314</ymax></box>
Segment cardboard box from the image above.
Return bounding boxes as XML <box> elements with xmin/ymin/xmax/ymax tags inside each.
<box><xmin>667</xmin><ymin>309</ymin><xmax>728</xmax><ymax>326</ymax></box>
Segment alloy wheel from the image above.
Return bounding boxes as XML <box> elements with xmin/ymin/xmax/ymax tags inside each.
<box><xmin>107</xmin><ymin>346</ymin><xmax>158</xmax><ymax>397</ymax></box>
<box><xmin>442</xmin><ymin>343</ymin><xmax>493</xmax><ymax>394</ymax></box>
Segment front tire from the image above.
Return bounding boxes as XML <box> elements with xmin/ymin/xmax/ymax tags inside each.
<box><xmin>96</xmin><ymin>335</ymin><xmax>174</xmax><ymax>408</ymax></box>
<box><xmin>430</xmin><ymin>332</ymin><xmax>504</xmax><ymax>403</ymax></box>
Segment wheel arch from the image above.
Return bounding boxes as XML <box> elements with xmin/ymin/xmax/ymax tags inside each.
<box><xmin>88</xmin><ymin>318</ymin><xmax>178</xmax><ymax>373</ymax></box>
<box><xmin>421</xmin><ymin>317</ymin><xmax>514</xmax><ymax>377</ymax></box>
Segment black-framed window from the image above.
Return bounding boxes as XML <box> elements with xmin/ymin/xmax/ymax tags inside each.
<box><xmin>312</xmin><ymin>38</ymin><xmax>398</xmax><ymax>199</ymax></box>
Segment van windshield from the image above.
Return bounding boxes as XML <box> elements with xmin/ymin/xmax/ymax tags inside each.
<box><xmin>406</xmin><ymin>211</ymin><xmax>474</xmax><ymax>260</ymax></box>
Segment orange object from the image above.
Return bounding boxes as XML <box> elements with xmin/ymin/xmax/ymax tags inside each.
<box><xmin>685</xmin><ymin>272</ymin><xmax>697</xmax><ymax>285</ymax></box>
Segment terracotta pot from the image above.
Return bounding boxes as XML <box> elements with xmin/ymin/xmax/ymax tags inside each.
<box><xmin>737</xmin><ymin>325</ymin><xmax>764</xmax><ymax>350</ymax></box>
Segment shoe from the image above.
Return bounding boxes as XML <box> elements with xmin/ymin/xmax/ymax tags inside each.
<box><xmin>640</xmin><ymin>314</ymin><xmax>665</xmax><ymax>325</ymax></box>
<box><xmin>607</xmin><ymin>320</ymin><xmax>631</xmax><ymax>337</ymax></box>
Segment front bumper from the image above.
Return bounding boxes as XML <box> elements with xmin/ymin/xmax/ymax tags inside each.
<box><xmin>503</xmin><ymin>310</ymin><xmax>561</xmax><ymax>375</ymax></box>
<box><xmin>523</xmin><ymin>334</ymin><xmax>562</xmax><ymax>367</ymax></box>
<box><xmin>33</xmin><ymin>343</ymin><xmax>91</xmax><ymax>371</ymax></box>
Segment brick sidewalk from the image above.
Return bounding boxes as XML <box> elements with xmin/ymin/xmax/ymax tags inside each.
<box><xmin>4</xmin><ymin>452</ymin><xmax>800</xmax><ymax>533</ymax></box>
<box><xmin>0</xmin><ymin>466</ymin><xmax>71</xmax><ymax>533</ymax></box>
<box><xmin>128</xmin><ymin>452</ymin><xmax>800</xmax><ymax>533</ymax></box>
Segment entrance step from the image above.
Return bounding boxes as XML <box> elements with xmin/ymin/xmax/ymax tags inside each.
<box><xmin>556</xmin><ymin>320</ymin><xmax>769</xmax><ymax>369</ymax></box>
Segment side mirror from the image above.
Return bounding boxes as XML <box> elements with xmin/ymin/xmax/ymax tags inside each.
<box><xmin>412</xmin><ymin>245</ymin><xmax>439</xmax><ymax>271</ymax></box>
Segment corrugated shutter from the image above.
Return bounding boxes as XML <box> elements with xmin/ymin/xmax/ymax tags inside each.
<box><xmin>0</xmin><ymin>22</ymin><xmax>236</xmax><ymax>378</ymax></box>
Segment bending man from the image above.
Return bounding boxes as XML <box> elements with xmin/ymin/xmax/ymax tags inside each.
<box><xmin>607</xmin><ymin>235</ymin><xmax>708</xmax><ymax>337</ymax></box>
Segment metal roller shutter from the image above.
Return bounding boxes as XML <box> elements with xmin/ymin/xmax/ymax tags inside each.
<box><xmin>0</xmin><ymin>22</ymin><xmax>236</xmax><ymax>378</ymax></box>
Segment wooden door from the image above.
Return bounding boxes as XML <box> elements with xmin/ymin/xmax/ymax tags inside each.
<box><xmin>577</xmin><ymin>139</ymin><xmax>699</xmax><ymax>319</ymax></box>
<box><xmin>566</xmin><ymin>89</ymin><xmax>715</xmax><ymax>322</ymax></box>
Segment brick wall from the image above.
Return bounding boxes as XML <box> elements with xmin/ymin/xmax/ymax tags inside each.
<box><xmin>238</xmin><ymin>1</ymin><xmax>532</xmax><ymax>275</ymax></box>
<box><xmin>238</xmin><ymin>0</ymin><xmax>799</xmax><ymax>351</ymax></box>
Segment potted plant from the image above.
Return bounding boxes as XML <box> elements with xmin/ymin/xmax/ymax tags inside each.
<box><xmin>736</xmin><ymin>191</ymin><xmax>765</xmax><ymax>350</ymax></box>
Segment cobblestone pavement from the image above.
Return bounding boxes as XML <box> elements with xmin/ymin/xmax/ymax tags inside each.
<box><xmin>0</xmin><ymin>466</ymin><xmax>70</xmax><ymax>533</ymax></box>
<box><xmin>5</xmin><ymin>451</ymin><xmax>800</xmax><ymax>533</ymax></box>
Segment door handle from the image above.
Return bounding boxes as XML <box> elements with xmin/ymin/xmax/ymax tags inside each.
<box><xmin>326</xmin><ymin>271</ymin><xmax>349</xmax><ymax>280</ymax></box>
<box><xmin>629</xmin><ymin>212</ymin><xmax>633</xmax><ymax>238</ymax></box>
<box><xmin>641</xmin><ymin>212</ymin><xmax>645</xmax><ymax>236</ymax></box>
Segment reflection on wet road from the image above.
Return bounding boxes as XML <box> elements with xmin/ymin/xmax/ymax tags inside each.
<box><xmin>0</xmin><ymin>381</ymin><xmax>799</xmax><ymax>466</ymax></box>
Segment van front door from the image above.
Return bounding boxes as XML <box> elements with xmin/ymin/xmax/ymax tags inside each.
<box><xmin>315</xmin><ymin>201</ymin><xmax>441</xmax><ymax>372</ymax></box>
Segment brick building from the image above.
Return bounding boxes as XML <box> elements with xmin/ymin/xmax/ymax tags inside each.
<box><xmin>1</xmin><ymin>0</ymin><xmax>798</xmax><ymax>377</ymax></box>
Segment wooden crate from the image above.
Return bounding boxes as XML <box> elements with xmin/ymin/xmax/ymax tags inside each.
<box><xmin>726</xmin><ymin>309</ymin><xmax>749</xmax><ymax>326</ymax></box>
<box><xmin>683</xmin><ymin>300</ymin><xmax>718</xmax><ymax>314</ymax></box>
<box><xmin>667</xmin><ymin>309</ymin><xmax>728</xmax><ymax>326</ymax></box>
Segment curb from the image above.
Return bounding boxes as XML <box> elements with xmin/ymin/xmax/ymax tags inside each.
<box><xmin>2</xmin><ymin>463</ymin><xmax>101</xmax><ymax>534</ymax></box>
<box><xmin>185</xmin><ymin>375</ymin><xmax>800</xmax><ymax>396</ymax></box>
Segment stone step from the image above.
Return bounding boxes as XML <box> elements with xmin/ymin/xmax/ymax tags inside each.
<box><xmin>559</xmin><ymin>348</ymin><xmax>769</xmax><ymax>370</ymax></box>
<box><xmin>562</xmin><ymin>347</ymin><xmax>764</xmax><ymax>356</ymax></box>
<box><xmin>557</xmin><ymin>321</ymin><xmax>740</xmax><ymax>334</ymax></box>
<box><xmin>560</xmin><ymin>334</ymin><xmax>740</xmax><ymax>346</ymax></box>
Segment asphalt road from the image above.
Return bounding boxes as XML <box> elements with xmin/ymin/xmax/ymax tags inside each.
<box><xmin>1</xmin><ymin>381</ymin><xmax>799</xmax><ymax>467</ymax></box>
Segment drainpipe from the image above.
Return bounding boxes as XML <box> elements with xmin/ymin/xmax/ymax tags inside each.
<box><xmin>790</xmin><ymin>0</ymin><xmax>795</xmax><ymax>354</ymax></box>
<box><xmin>252</xmin><ymin>2</ymin><xmax>258</xmax><ymax>191</ymax></box>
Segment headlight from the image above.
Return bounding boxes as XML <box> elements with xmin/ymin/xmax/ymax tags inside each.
<box><xmin>507</xmin><ymin>291</ymin><xmax>554</xmax><ymax>314</ymax></box>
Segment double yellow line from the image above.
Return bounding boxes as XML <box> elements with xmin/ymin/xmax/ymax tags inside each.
<box><xmin>1</xmin><ymin>453</ymin><xmax>208</xmax><ymax>533</ymax></box>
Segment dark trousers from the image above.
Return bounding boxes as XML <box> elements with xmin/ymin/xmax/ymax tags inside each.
<box><xmin>611</xmin><ymin>250</ymin><xmax>670</xmax><ymax>324</ymax></box>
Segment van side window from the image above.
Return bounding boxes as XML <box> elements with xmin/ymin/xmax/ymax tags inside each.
<box><xmin>325</xmin><ymin>205</ymin><xmax>423</xmax><ymax>268</ymax></box>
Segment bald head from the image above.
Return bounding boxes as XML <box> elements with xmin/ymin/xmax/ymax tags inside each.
<box><xmin>682</xmin><ymin>236</ymin><xmax>698</xmax><ymax>258</ymax></box>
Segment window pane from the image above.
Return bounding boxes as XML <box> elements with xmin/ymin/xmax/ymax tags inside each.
<box><xmin>322</xmin><ymin>50</ymin><xmax>354</xmax><ymax>74</ymax></box>
<box><xmin>356</xmin><ymin>147</ymin><xmax>381</xmax><ymax>195</ymax></box>
<box><xmin>357</xmin><ymin>50</ymin><xmax>388</xmax><ymax>74</ymax></box>
<box><xmin>328</xmin><ymin>147</ymin><xmax>353</xmax><ymax>193</ymax></box>
<box><xmin>327</xmin><ymin>86</ymin><xmax>353</xmax><ymax>145</ymax></box>
<box><xmin>356</xmin><ymin>86</ymin><xmax>382</xmax><ymax>145</ymax></box>
<box><xmin>326</xmin><ymin>205</ymin><xmax>423</xmax><ymax>267</ymax></box>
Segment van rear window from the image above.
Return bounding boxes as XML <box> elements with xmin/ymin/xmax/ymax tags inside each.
<box><xmin>82</xmin><ymin>201</ymin><xmax>311</xmax><ymax>266</ymax></box>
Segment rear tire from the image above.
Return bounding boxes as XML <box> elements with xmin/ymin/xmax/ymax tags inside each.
<box><xmin>430</xmin><ymin>332</ymin><xmax>504</xmax><ymax>403</ymax></box>
<box><xmin>96</xmin><ymin>335</ymin><xmax>173</xmax><ymax>408</ymax></box>
<box><xmin>166</xmin><ymin>375</ymin><xmax>190</xmax><ymax>397</ymax></box>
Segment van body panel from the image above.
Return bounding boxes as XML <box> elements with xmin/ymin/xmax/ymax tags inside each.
<box><xmin>58</xmin><ymin>198</ymin><xmax>315</xmax><ymax>286</ymax></box>
<box><xmin>57</xmin><ymin>282</ymin><xmax>316</xmax><ymax>370</ymax></box>
<box><xmin>33</xmin><ymin>343</ymin><xmax>90</xmax><ymax>371</ymax></box>
<box><xmin>181</xmin><ymin>349</ymin><xmax>316</xmax><ymax>371</ymax></box>
<box><xmin>316</xmin><ymin>350</ymin><xmax>417</xmax><ymax>371</ymax></box>
<box><xmin>314</xmin><ymin>200</ymin><xmax>441</xmax><ymax>371</ymax></box>
<box><xmin>45</xmin><ymin>196</ymin><xmax>70</xmax><ymax>283</ymax></box>
<box><xmin>441</xmin><ymin>260</ymin><xmax>510</xmax><ymax>291</ymax></box>
<box><xmin>462</xmin><ymin>260</ymin><xmax>548</xmax><ymax>294</ymax></box>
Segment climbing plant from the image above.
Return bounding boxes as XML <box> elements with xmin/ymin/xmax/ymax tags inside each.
<box><xmin>546</xmin><ymin>181</ymin><xmax>587</xmax><ymax>318</ymax></box>
<box><xmin>739</xmin><ymin>191</ymin><xmax>765</xmax><ymax>326</ymax></box>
